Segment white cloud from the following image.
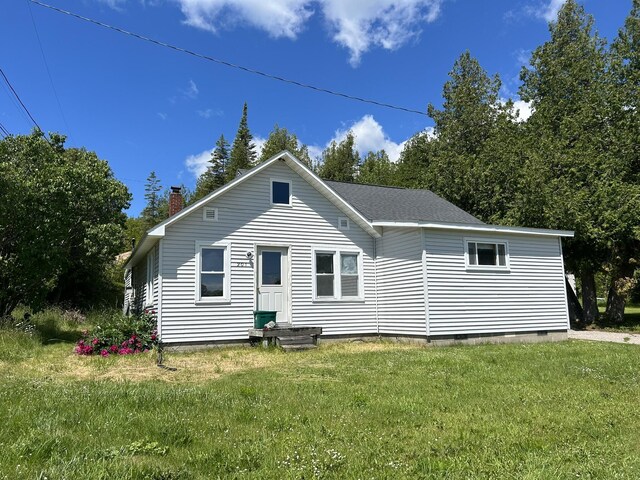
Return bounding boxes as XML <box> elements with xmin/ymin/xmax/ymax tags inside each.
<box><xmin>197</xmin><ymin>108</ymin><xmax>223</xmax><ymax>118</ymax></box>
<box><xmin>253</xmin><ymin>135</ymin><xmax>267</xmax><ymax>158</ymax></box>
<box><xmin>177</xmin><ymin>0</ymin><xmax>313</xmax><ymax>38</ymax></box>
<box><xmin>157</xmin><ymin>112</ymin><xmax>168</xmax><ymax>120</ymax></box>
<box><xmin>528</xmin><ymin>0</ymin><xmax>566</xmax><ymax>22</ymax></box>
<box><xmin>500</xmin><ymin>98</ymin><xmax>533</xmax><ymax>122</ymax></box>
<box><xmin>185</xmin><ymin>148</ymin><xmax>212</xmax><ymax>177</ymax></box>
<box><xmin>512</xmin><ymin>99</ymin><xmax>533</xmax><ymax>122</ymax></box>
<box><xmin>328</xmin><ymin>114</ymin><xmax>407</xmax><ymax>162</ymax></box>
<box><xmin>175</xmin><ymin>0</ymin><xmax>442</xmax><ymax>66</ymax></box>
<box><xmin>98</xmin><ymin>0</ymin><xmax>126</xmax><ymax>10</ymax></box>
<box><xmin>321</xmin><ymin>0</ymin><xmax>441</xmax><ymax>66</ymax></box>
<box><xmin>181</xmin><ymin>79</ymin><xmax>199</xmax><ymax>99</ymax></box>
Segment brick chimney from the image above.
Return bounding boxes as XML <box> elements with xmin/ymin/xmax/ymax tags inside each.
<box><xmin>169</xmin><ymin>186</ymin><xmax>183</xmax><ymax>217</ymax></box>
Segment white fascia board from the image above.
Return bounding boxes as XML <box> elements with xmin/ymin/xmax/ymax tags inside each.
<box><xmin>123</xmin><ymin>232</ymin><xmax>162</xmax><ymax>270</ymax></box>
<box><xmin>372</xmin><ymin>221</ymin><xmax>574</xmax><ymax>238</ymax></box>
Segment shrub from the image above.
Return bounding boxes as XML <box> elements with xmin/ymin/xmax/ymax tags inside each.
<box><xmin>75</xmin><ymin>309</ymin><xmax>157</xmax><ymax>357</ymax></box>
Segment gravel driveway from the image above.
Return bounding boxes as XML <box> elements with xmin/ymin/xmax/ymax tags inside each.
<box><xmin>568</xmin><ymin>329</ymin><xmax>640</xmax><ymax>345</ymax></box>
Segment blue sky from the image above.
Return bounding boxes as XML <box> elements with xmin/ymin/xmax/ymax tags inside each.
<box><xmin>1</xmin><ymin>0</ymin><xmax>632</xmax><ymax>215</ymax></box>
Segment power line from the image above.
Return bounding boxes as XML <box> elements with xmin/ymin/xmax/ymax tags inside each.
<box><xmin>27</xmin><ymin>0</ymin><xmax>70</xmax><ymax>133</ymax></box>
<box><xmin>0</xmin><ymin>121</ymin><xmax>10</xmax><ymax>137</ymax></box>
<box><xmin>30</xmin><ymin>0</ymin><xmax>428</xmax><ymax>117</ymax></box>
<box><xmin>0</xmin><ymin>67</ymin><xmax>43</xmax><ymax>132</ymax></box>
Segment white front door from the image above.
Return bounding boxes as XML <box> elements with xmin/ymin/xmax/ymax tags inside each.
<box><xmin>257</xmin><ymin>247</ymin><xmax>289</xmax><ymax>323</ymax></box>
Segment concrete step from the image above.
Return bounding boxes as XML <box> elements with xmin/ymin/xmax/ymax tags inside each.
<box><xmin>281</xmin><ymin>344</ymin><xmax>317</xmax><ymax>352</ymax></box>
<box><xmin>277</xmin><ymin>335</ymin><xmax>315</xmax><ymax>346</ymax></box>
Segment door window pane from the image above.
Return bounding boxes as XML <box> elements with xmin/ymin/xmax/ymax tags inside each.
<box><xmin>272</xmin><ymin>181</ymin><xmax>290</xmax><ymax>204</ymax></box>
<box><xmin>201</xmin><ymin>273</ymin><xmax>224</xmax><ymax>297</ymax></box>
<box><xmin>202</xmin><ymin>248</ymin><xmax>224</xmax><ymax>272</ymax></box>
<box><xmin>261</xmin><ymin>251</ymin><xmax>282</xmax><ymax>285</ymax></box>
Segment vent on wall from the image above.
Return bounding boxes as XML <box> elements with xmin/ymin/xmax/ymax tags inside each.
<box><xmin>338</xmin><ymin>217</ymin><xmax>350</xmax><ymax>230</ymax></box>
<box><xmin>203</xmin><ymin>207</ymin><xmax>218</xmax><ymax>222</ymax></box>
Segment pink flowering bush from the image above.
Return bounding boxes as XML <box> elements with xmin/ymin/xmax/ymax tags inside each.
<box><xmin>75</xmin><ymin>309</ymin><xmax>158</xmax><ymax>357</ymax></box>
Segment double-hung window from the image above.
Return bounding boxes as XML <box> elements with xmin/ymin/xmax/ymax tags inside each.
<box><xmin>313</xmin><ymin>248</ymin><xmax>362</xmax><ymax>300</ymax></box>
<box><xmin>465</xmin><ymin>239</ymin><xmax>509</xmax><ymax>270</ymax></box>
<box><xmin>196</xmin><ymin>242</ymin><xmax>230</xmax><ymax>302</ymax></box>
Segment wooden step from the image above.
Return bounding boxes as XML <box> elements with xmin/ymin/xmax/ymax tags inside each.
<box><xmin>277</xmin><ymin>335</ymin><xmax>315</xmax><ymax>346</ymax></box>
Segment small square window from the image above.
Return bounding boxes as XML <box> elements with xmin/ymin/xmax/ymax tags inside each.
<box><xmin>271</xmin><ymin>180</ymin><xmax>291</xmax><ymax>205</ymax></box>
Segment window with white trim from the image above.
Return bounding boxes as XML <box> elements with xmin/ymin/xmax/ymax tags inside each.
<box><xmin>313</xmin><ymin>249</ymin><xmax>363</xmax><ymax>300</ymax></box>
<box><xmin>196</xmin><ymin>243</ymin><xmax>230</xmax><ymax>302</ymax></box>
<box><xmin>271</xmin><ymin>179</ymin><xmax>291</xmax><ymax>205</ymax></box>
<box><xmin>203</xmin><ymin>207</ymin><xmax>218</xmax><ymax>222</ymax></box>
<box><xmin>465</xmin><ymin>240</ymin><xmax>509</xmax><ymax>269</ymax></box>
<box><xmin>338</xmin><ymin>217</ymin><xmax>350</xmax><ymax>231</ymax></box>
<box><xmin>145</xmin><ymin>252</ymin><xmax>154</xmax><ymax>306</ymax></box>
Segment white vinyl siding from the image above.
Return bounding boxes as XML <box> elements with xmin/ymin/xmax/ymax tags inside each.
<box><xmin>376</xmin><ymin>227</ymin><xmax>427</xmax><ymax>336</ymax></box>
<box><xmin>160</xmin><ymin>162</ymin><xmax>376</xmax><ymax>343</ymax></box>
<box><xmin>131</xmin><ymin>245</ymin><xmax>159</xmax><ymax>314</ymax></box>
<box><xmin>425</xmin><ymin>230</ymin><xmax>569</xmax><ymax>335</ymax></box>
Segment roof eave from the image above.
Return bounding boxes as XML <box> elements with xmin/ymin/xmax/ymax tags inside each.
<box><xmin>371</xmin><ymin>221</ymin><xmax>574</xmax><ymax>238</ymax></box>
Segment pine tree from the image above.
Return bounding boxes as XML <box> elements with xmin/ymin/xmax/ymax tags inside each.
<box><xmin>193</xmin><ymin>134</ymin><xmax>229</xmax><ymax>202</ymax></box>
<box><xmin>258</xmin><ymin>124</ymin><xmax>313</xmax><ymax>167</ymax></box>
<box><xmin>226</xmin><ymin>103</ymin><xmax>256</xmax><ymax>182</ymax></box>
<box><xmin>357</xmin><ymin>150</ymin><xmax>395</xmax><ymax>186</ymax></box>
<box><xmin>602</xmin><ymin>0</ymin><xmax>640</xmax><ymax>322</ymax></box>
<box><xmin>318</xmin><ymin>132</ymin><xmax>359</xmax><ymax>182</ymax></box>
<box><xmin>141</xmin><ymin>171</ymin><xmax>162</xmax><ymax>228</ymax></box>
<box><xmin>517</xmin><ymin>0</ymin><xmax>622</xmax><ymax>324</ymax></box>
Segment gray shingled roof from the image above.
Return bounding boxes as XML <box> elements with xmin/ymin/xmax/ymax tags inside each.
<box><xmin>325</xmin><ymin>181</ymin><xmax>484</xmax><ymax>224</ymax></box>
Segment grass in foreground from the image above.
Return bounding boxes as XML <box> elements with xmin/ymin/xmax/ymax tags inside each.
<box><xmin>1</xmin><ymin>322</ymin><xmax>640</xmax><ymax>479</ymax></box>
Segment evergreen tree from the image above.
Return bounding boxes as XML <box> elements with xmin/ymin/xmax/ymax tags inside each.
<box><xmin>357</xmin><ymin>150</ymin><xmax>396</xmax><ymax>186</ymax></box>
<box><xmin>603</xmin><ymin>0</ymin><xmax>640</xmax><ymax>322</ymax></box>
<box><xmin>226</xmin><ymin>103</ymin><xmax>256</xmax><ymax>182</ymax></box>
<box><xmin>403</xmin><ymin>51</ymin><xmax>519</xmax><ymax>221</ymax></box>
<box><xmin>516</xmin><ymin>0</ymin><xmax>630</xmax><ymax>324</ymax></box>
<box><xmin>141</xmin><ymin>171</ymin><xmax>162</xmax><ymax>228</ymax></box>
<box><xmin>258</xmin><ymin>124</ymin><xmax>312</xmax><ymax>167</ymax></box>
<box><xmin>318</xmin><ymin>132</ymin><xmax>359</xmax><ymax>182</ymax></box>
<box><xmin>193</xmin><ymin>134</ymin><xmax>229</xmax><ymax>202</ymax></box>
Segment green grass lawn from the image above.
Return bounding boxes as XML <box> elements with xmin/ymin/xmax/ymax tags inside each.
<box><xmin>1</xmin><ymin>316</ymin><xmax>640</xmax><ymax>479</ymax></box>
<box><xmin>595</xmin><ymin>305</ymin><xmax>640</xmax><ymax>333</ymax></box>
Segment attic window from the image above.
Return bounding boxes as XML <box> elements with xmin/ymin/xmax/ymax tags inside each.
<box><xmin>338</xmin><ymin>217</ymin><xmax>350</xmax><ymax>231</ymax></box>
<box><xmin>203</xmin><ymin>207</ymin><xmax>218</xmax><ymax>222</ymax></box>
<box><xmin>271</xmin><ymin>179</ymin><xmax>291</xmax><ymax>206</ymax></box>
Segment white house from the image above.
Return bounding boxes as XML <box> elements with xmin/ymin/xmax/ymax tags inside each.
<box><xmin>124</xmin><ymin>151</ymin><xmax>573</xmax><ymax>346</ymax></box>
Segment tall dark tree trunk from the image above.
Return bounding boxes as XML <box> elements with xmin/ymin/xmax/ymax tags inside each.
<box><xmin>581</xmin><ymin>269</ymin><xmax>599</xmax><ymax>325</ymax></box>
<box><xmin>605</xmin><ymin>261</ymin><xmax>636</xmax><ymax>324</ymax></box>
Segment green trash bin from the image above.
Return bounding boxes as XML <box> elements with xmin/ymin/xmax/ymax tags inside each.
<box><xmin>254</xmin><ymin>311</ymin><xmax>277</xmax><ymax>329</ymax></box>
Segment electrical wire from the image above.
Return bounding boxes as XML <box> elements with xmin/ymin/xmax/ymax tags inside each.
<box><xmin>0</xmin><ymin>121</ymin><xmax>10</xmax><ymax>137</ymax></box>
<box><xmin>30</xmin><ymin>0</ymin><xmax>428</xmax><ymax>117</ymax></box>
<box><xmin>0</xmin><ymin>67</ymin><xmax>43</xmax><ymax>132</ymax></box>
<box><xmin>27</xmin><ymin>0</ymin><xmax>70</xmax><ymax>133</ymax></box>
